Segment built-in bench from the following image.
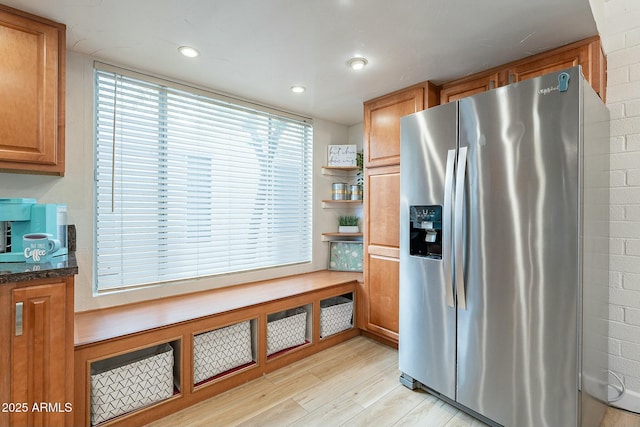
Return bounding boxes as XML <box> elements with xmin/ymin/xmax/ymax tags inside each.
<box><xmin>73</xmin><ymin>270</ymin><xmax>361</xmax><ymax>427</ymax></box>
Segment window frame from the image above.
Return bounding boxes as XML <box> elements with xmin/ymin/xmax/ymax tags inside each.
<box><xmin>93</xmin><ymin>62</ymin><xmax>314</xmax><ymax>293</ymax></box>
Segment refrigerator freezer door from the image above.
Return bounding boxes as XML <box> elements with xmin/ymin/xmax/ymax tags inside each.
<box><xmin>456</xmin><ymin>68</ymin><xmax>581</xmax><ymax>427</ymax></box>
<box><xmin>399</xmin><ymin>102</ymin><xmax>457</xmax><ymax>400</ymax></box>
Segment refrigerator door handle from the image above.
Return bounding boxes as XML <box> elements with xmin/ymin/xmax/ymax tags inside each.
<box><xmin>454</xmin><ymin>146</ymin><xmax>468</xmax><ymax>310</ymax></box>
<box><xmin>443</xmin><ymin>149</ymin><xmax>456</xmax><ymax>307</ymax></box>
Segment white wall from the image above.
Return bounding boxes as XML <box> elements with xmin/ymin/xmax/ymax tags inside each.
<box><xmin>590</xmin><ymin>0</ymin><xmax>640</xmax><ymax>412</ymax></box>
<box><xmin>0</xmin><ymin>51</ymin><xmax>353</xmax><ymax>312</ymax></box>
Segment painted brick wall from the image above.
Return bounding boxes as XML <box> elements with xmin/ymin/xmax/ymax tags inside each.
<box><xmin>592</xmin><ymin>0</ymin><xmax>640</xmax><ymax>412</ymax></box>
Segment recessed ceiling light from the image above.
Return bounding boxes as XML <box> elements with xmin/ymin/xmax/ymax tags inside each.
<box><xmin>178</xmin><ymin>46</ymin><xmax>199</xmax><ymax>58</ymax></box>
<box><xmin>347</xmin><ymin>57</ymin><xmax>368</xmax><ymax>70</ymax></box>
<box><xmin>291</xmin><ymin>85</ymin><xmax>306</xmax><ymax>93</ymax></box>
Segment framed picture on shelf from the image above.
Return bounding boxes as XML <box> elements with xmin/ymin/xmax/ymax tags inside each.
<box><xmin>328</xmin><ymin>241</ymin><xmax>363</xmax><ymax>272</ymax></box>
<box><xmin>327</xmin><ymin>145</ymin><xmax>357</xmax><ymax>167</ymax></box>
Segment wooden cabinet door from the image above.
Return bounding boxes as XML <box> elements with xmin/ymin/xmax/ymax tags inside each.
<box><xmin>504</xmin><ymin>36</ymin><xmax>606</xmax><ymax>100</ymax></box>
<box><xmin>11</xmin><ymin>282</ymin><xmax>68</xmax><ymax>427</ymax></box>
<box><xmin>364</xmin><ymin>82</ymin><xmax>437</xmax><ymax>168</ymax></box>
<box><xmin>506</xmin><ymin>46</ymin><xmax>587</xmax><ymax>84</ymax></box>
<box><xmin>439</xmin><ymin>72</ymin><xmax>500</xmax><ymax>104</ymax></box>
<box><xmin>365</xmin><ymin>166</ymin><xmax>400</xmax><ymax>248</ymax></box>
<box><xmin>366</xmin><ymin>166</ymin><xmax>400</xmax><ymax>248</ymax></box>
<box><xmin>366</xmin><ymin>252</ymin><xmax>399</xmax><ymax>339</ymax></box>
<box><xmin>0</xmin><ymin>6</ymin><xmax>66</xmax><ymax>175</ymax></box>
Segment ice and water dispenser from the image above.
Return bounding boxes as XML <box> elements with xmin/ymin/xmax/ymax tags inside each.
<box><xmin>409</xmin><ymin>205</ymin><xmax>442</xmax><ymax>259</ymax></box>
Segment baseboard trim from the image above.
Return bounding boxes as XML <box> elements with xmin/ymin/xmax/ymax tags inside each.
<box><xmin>360</xmin><ymin>330</ymin><xmax>398</xmax><ymax>349</ymax></box>
<box><xmin>610</xmin><ymin>388</ymin><xmax>640</xmax><ymax>414</ymax></box>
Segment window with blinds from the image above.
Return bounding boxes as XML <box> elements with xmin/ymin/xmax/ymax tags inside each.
<box><xmin>94</xmin><ymin>63</ymin><xmax>313</xmax><ymax>292</ymax></box>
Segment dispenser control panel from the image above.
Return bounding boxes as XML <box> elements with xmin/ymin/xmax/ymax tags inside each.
<box><xmin>409</xmin><ymin>205</ymin><xmax>442</xmax><ymax>259</ymax></box>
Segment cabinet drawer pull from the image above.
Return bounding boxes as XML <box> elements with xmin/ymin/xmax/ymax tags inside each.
<box><xmin>15</xmin><ymin>302</ymin><xmax>23</xmax><ymax>336</ymax></box>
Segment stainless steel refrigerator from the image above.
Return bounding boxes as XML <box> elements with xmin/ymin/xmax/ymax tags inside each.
<box><xmin>399</xmin><ymin>66</ymin><xmax>610</xmax><ymax>427</ymax></box>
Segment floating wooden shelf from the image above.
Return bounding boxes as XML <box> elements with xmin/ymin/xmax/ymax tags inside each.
<box><xmin>321</xmin><ymin>200</ymin><xmax>363</xmax><ymax>208</ymax></box>
<box><xmin>321</xmin><ymin>232</ymin><xmax>363</xmax><ymax>241</ymax></box>
<box><xmin>321</xmin><ymin>166</ymin><xmax>358</xmax><ymax>176</ymax></box>
<box><xmin>322</xmin><ymin>165</ymin><xmax>358</xmax><ymax>170</ymax></box>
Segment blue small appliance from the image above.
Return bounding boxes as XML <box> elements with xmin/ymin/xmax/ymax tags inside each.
<box><xmin>0</xmin><ymin>198</ymin><xmax>68</xmax><ymax>262</ymax></box>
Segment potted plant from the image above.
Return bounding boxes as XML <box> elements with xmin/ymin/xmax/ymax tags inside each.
<box><xmin>338</xmin><ymin>215</ymin><xmax>360</xmax><ymax>233</ymax></box>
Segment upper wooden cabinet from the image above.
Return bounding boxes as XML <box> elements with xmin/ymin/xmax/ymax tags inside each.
<box><xmin>0</xmin><ymin>5</ymin><xmax>66</xmax><ymax>175</ymax></box>
<box><xmin>440</xmin><ymin>72</ymin><xmax>500</xmax><ymax>104</ymax></box>
<box><xmin>364</xmin><ymin>82</ymin><xmax>439</xmax><ymax>168</ymax></box>
<box><xmin>505</xmin><ymin>36</ymin><xmax>606</xmax><ymax>99</ymax></box>
<box><xmin>439</xmin><ymin>36</ymin><xmax>606</xmax><ymax>103</ymax></box>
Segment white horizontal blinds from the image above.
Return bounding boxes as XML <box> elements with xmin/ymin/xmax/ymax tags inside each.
<box><xmin>95</xmin><ymin>67</ymin><xmax>313</xmax><ymax>291</ymax></box>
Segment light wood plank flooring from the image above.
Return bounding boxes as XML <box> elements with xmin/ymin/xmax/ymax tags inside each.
<box><xmin>145</xmin><ymin>336</ymin><xmax>640</xmax><ymax>427</ymax></box>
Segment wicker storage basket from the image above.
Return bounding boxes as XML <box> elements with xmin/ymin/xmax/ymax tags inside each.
<box><xmin>320</xmin><ymin>296</ymin><xmax>354</xmax><ymax>337</ymax></box>
<box><xmin>267</xmin><ymin>308</ymin><xmax>307</xmax><ymax>356</ymax></box>
<box><xmin>193</xmin><ymin>320</ymin><xmax>253</xmax><ymax>384</ymax></box>
<box><xmin>90</xmin><ymin>343</ymin><xmax>174</xmax><ymax>425</ymax></box>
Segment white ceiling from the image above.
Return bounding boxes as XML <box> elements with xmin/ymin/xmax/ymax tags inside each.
<box><xmin>5</xmin><ymin>0</ymin><xmax>598</xmax><ymax>126</ymax></box>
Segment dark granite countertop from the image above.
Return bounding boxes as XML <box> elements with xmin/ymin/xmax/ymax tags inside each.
<box><xmin>0</xmin><ymin>252</ymin><xmax>78</xmax><ymax>284</ymax></box>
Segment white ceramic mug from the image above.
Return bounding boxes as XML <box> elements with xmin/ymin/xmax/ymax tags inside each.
<box><xmin>23</xmin><ymin>233</ymin><xmax>61</xmax><ymax>264</ymax></box>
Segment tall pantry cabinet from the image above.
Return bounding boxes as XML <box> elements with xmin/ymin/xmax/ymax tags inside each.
<box><xmin>360</xmin><ymin>82</ymin><xmax>439</xmax><ymax>344</ymax></box>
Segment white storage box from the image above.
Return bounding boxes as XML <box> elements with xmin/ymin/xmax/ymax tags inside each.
<box><xmin>193</xmin><ymin>320</ymin><xmax>254</xmax><ymax>384</ymax></box>
<box><xmin>320</xmin><ymin>296</ymin><xmax>354</xmax><ymax>337</ymax></box>
<box><xmin>267</xmin><ymin>308</ymin><xmax>307</xmax><ymax>356</ymax></box>
<box><xmin>90</xmin><ymin>343</ymin><xmax>174</xmax><ymax>426</ymax></box>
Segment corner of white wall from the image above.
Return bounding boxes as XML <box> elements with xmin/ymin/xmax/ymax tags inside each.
<box><xmin>591</xmin><ymin>0</ymin><xmax>640</xmax><ymax>414</ymax></box>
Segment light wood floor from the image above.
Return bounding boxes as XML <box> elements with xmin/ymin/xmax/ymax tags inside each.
<box><xmin>146</xmin><ymin>336</ymin><xmax>640</xmax><ymax>427</ymax></box>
